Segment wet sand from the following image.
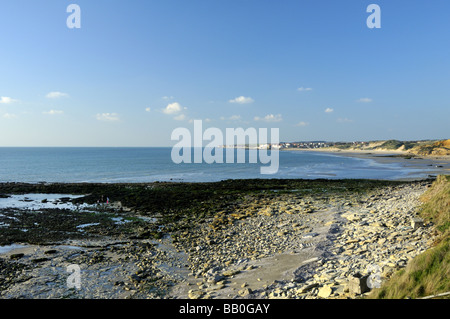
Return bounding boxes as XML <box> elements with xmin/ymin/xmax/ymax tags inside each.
<box><xmin>284</xmin><ymin>148</ymin><xmax>450</xmax><ymax>180</ymax></box>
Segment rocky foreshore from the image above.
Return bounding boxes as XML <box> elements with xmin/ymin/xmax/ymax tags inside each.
<box><xmin>169</xmin><ymin>180</ymin><xmax>437</xmax><ymax>299</ymax></box>
<box><xmin>0</xmin><ymin>179</ymin><xmax>438</xmax><ymax>299</ymax></box>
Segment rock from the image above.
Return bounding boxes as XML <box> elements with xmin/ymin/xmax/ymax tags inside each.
<box><xmin>31</xmin><ymin>257</ymin><xmax>50</xmax><ymax>263</ymax></box>
<box><xmin>129</xmin><ymin>274</ymin><xmax>144</xmax><ymax>283</ymax></box>
<box><xmin>238</xmin><ymin>288</ymin><xmax>252</xmax><ymax>297</ymax></box>
<box><xmin>10</xmin><ymin>253</ymin><xmax>24</xmax><ymax>260</ymax></box>
<box><xmin>342</xmin><ymin>213</ymin><xmax>360</xmax><ymax>222</ymax></box>
<box><xmin>302</xmin><ymin>232</ymin><xmax>318</xmax><ymax>239</ymax></box>
<box><xmin>317</xmin><ymin>285</ymin><xmax>333</xmax><ymax>298</ymax></box>
<box><xmin>222</xmin><ymin>269</ymin><xmax>240</xmax><ymax>277</ymax></box>
<box><xmin>333</xmin><ymin>284</ymin><xmax>347</xmax><ymax>295</ymax></box>
<box><xmin>302</xmin><ymin>207</ymin><xmax>314</xmax><ymax>214</ymax></box>
<box><xmin>348</xmin><ymin>273</ymin><xmax>370</xmax><ymax>294</ymax></box>
<box><xmin>168</xmin><ymin>181</ymin><xmax>435</xmax><ymax>300</ymax></box>
<box><xmin>298</xmin><ymin>283</ymin><xmax>319</xmax><ymax>293</ymax></box>
<box><xmin>206</xmin><ymin>273</ymin><xmax>224</xmax><ymax>284</ymax></box>
<box><xmin>188</xmin><ymin>290</ymin><xmax>204</xmax><ymax>299</ymax></box>
<box><xmin>259</xmin><ymin>208</ymin><xmax>274</xmax><ymax>217</ymax></box>
<box><xmin>411</xmin><ymin>218</ymin><xmax>424</xmax><ymax>230</ymax></box>
<box><xmin>205</xmin><ymin>282</ymin><xmax>225</xmax><ymax>292</ymax></box>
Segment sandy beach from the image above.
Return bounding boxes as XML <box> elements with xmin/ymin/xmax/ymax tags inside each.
<box><xmin>283</xmin><ymin>148</ymin><xmax>450</xmax><ymax>180</ymax></box>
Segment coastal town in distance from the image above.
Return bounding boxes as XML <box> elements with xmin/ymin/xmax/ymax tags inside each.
<box><xmin>223</xmin><ymin>139</ymin><xmax>450</xmax><ymax>156</ymax></box>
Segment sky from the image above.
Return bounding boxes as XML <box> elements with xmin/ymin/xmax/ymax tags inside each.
<box><xmin>0</xmin><ymin>0</ymin><xmax>449</xmax><ymax>147</ymax></box>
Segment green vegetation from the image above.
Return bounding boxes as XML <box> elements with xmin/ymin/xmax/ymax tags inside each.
<box><xmin>412</xmin><ymin>139</ymin><xmax>450</xmax><ymax>156</ymax></box>
<box><xmin>371</xmin><ymin>238</ymin><xmax>449</xmax><ymax>299</ymax></box>
<box><xmin>379</xmin><ymin>140</ymin><xmax>417</xmax><ymax>151</ymax></box>
<box><xmin>420</xmin><ymin>175</ymin><xmax>450</xmax><ymax>234</ymax></box>
<box><xmin>369</xmin><ymin>175</ymin><xmax>450</xmax><ymax>299</ymax></box>
<box><xmin>334</xmin><ymin>143</ymin><xmax>353</xmax><ymax>150</ymax></box>
<box><xmin>328</xmin><ymin>139</ymin><xmax>450</xmax><ymax>155</ymax></box>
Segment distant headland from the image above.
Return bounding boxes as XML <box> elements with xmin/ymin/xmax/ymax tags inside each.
<box><xmin>281</xmin><ymin>139</ymin><xmax>450</xmax><ymax>158</ymax></box>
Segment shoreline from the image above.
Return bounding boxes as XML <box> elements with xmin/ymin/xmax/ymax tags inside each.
<box><xmin>283</xmin><ymin>148</ymin><xmax>450</xmax><ymax>180</ymax></box>
<box><xmin>283</xmin><ymin>146</ymin><xmax>450</xmax><ymax>159</ymax></box>
<box><xmin>0</xmin><ymin>178</ymin><xmax>444</xmax><ymax>299</ymax></box>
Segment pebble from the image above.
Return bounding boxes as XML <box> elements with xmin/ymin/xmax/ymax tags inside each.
<box><xmin>0</xmin><ymin>180</ymin><xmax>437</xmax><ymax>300</ymax></box>
<box><xmin>172</xmin><ymin>181</ymin><xmax>437</xmax><ymax>299</ymax></box>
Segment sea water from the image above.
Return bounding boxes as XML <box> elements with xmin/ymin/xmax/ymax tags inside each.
<box><xmin>0</xmin><ymin>147</ymin><xmax>434</xmax><ymax>183</ymax></box>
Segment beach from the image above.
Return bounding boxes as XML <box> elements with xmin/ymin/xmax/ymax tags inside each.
<box><xmin>283</xmin><ymin>148</ymin><xmax>450</xmax><ymax>181</ymax></box>
<box><xmin>0</xmin><ymin>178</ymin><xmax>440</xmax><ymax>299</ymax></box>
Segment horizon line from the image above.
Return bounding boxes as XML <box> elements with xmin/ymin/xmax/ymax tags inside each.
<box><xmin>0</xmin><ymin>138</ymin><xmax>447</xmax><ymax>148</ymax></box>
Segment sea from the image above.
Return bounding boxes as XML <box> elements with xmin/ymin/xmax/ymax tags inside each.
<box><xmin>0</xmin><ymin>147</ymin><xmax>435</xmax><ymax>183</ymax></box>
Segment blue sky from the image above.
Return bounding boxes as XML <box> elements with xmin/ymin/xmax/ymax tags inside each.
<box><xmin>0</xmin><ymin>0</ymin><xmax>449</xmax><ymax>146</ymax></box>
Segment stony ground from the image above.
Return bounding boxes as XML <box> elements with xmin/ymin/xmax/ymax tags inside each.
<box><xmin>169</xmin><ymin>180</ymin><xmax>437</xmax><ymax>299</ymax></box>
<box><xmin>0</xmin><ymin>179</ymin><xmax>437</xmax><ymax>299</ymax></box>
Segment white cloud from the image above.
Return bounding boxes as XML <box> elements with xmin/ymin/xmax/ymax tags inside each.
<box><xmin>296</xmin><ymin>121</ymin><xmax>309</xmax><ymax>127</ymax></box>
<box><xmin>325</xmin><ymin>108</ymin><xmax>334</xmax><ymax>113</ymax></box>
<box><xmin>229</xmin><ymin>96</ymin><xmax>254</xmax><ymax>104</ymax></box>
<box><xmin>174</xmin><ymin>114</ymin><xmax>186</xmax><ymax>121</ymax></box>
<box><xmin>162</xmin><ymin>102</ymin><xmax>183</xmax><ymax>114</ymax></box>
<box><xmin>96</xmin><ymin>113</ymin><xmax>120</xmax><ymax>122</ymax></box>
<box><xmin>145</xmin><ymin>107</ymin><xmax>151</xmax><ymax>112</ymax></box>
<box><xmin>161</xmin><ymin>96</ymin><xmax>175</xmax><ymax>100</ymax></box>
<box><xmin>297</xmin><ymin>87</ymin><xmax>313</xmax><ymax>92</ymax></box>
<box><xmin>0</xmin><ymin>96</ymin><xmax>18</xmax><ymax>104</ymax></box>
<box><xmin>43</xmin><ymin>110</ymin><xmax>64</xmax><ymax>115</ymax></box>
<box><xmin>2</xmin><ymin>113</ymin><xmax>17</xmax><ymax>119</ymax></box>
<box><xmin>221</xmin><ymin>115</ymin><xmax>242</xmax><ymax>121</ymax></box>
<box><xmin>46</xmin><ymin>92</ymin><xmax>69</xmax><ymax>99</ymax></box>
<box><xmin>254</xmin><ymin>114</ymin><xmax>282</xmax><ymax>122</ymax></box>
<box><xmin>357</xmin><ymin>97</ymin><xmax>372</xmax><ymax>103</ymax></box>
